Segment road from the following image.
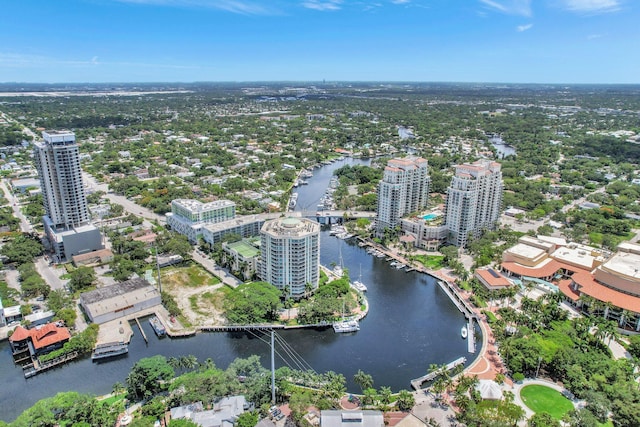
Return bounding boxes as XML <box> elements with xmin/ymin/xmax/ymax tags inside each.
<box><xmin>0</xmin><ymin>179</ymin><xmax>34</xmax><ymax>233</ymax></box>
<box><xmin>82</xmin><ymin>171</ymin><xmax>166</xmax><ymax>225</ymax></box>
<box><xmin>561</xmin><ymin>185</ymin><xmax>607</xmax><ymax>213</ymax></box>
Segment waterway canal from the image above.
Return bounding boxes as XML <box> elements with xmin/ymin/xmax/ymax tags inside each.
<box><xmin>0</xmin><ymin>157</ymin><xmax>472</xmax><ymax>422</ymax></box>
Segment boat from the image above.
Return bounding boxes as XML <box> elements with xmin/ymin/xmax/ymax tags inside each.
<box><xmin>333</xmin><ymin>246</ymin><xmax>345</xmax><ymax>278</ymax></box>
<box><xmin>333</xmin><ymin>319</ymin><xmax>360</xmax><ymax>333</ymax></box>
<box><xmin>333</xmin><ymin>265</ymin><xmax>344</xmax><ymax>278</ymax></box>
<box><xmin>461</xmin><ymin>325</ymin><xmax>468</xmax><ymax>339</ymax></box>
<box><xmin>352</xmin><ymin>264</ymin><xmax>368</xmax><ymax>292</ymax></box>
<box><xmin>352</xmin><ymin>281</ymin><xmax>367</xmax><ymax>292</ymax></box>
<box><xmin>92</xmin><ymin>342</ymin><xmax>129</xmax><ymax>361</ymax></box>
<box><xmin>288</xmin><ymin>192</ymin><xmax>298</xmax><ymax>209</ymax></box>
<box><xmin>333</xmin><ymin>300</ymin><xmax>360</xmax><ymax>333</ymax></box>
<box><xmin>149</xmin><ymin>316</ymin><xmax>166</xmax><ymax>337</ymax></box>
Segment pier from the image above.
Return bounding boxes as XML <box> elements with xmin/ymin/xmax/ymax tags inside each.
<box><xmin>134</xmin><ymin>318</ymin><xmax>148</xmax><ymax>343</ymax></box>
<box><xmin>24</xmin><ymin>351</ymin><xmax>80</xmax><ymax>378</ymax></box>
<box><xmin>437</xmin><ymin>280</ymin><xmax>477</xmax><ymax>354</ymax></box>
<box><xmin>410</xmin><ymin>356</ymin><xmax>466</xmax><ymax>390</ymax></box>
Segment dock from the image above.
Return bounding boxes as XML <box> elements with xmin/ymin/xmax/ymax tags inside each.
<box><xmin>437</xmin><ymin>280</ymin><xmax>477</xmax><ymax>354</ymax></box>
<box><xmin>467</xmin><ymin>318</ymin><xmax>476</xmax><ymax>354</ymax></box>
<box><xmin>134</xmin><ymin>318</ymin><xmax>148</xmax><ymax>343</ymax></box>
<box><xmin>410</xmin><ymin>356</ymin><xmax>466</xmax><ymax>390</ymax></box>
<box><xmin>24</xmin><ymin>351</ymin><xmax>79</xmax><ymax>378</ymax></box>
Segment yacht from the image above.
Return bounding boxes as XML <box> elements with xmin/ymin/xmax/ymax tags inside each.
<box><xmin>92</xmin><ymin>342</ymin><xmax>129</xmax><ymax>361</ymax></box>
<box><xmin>461</xmin><ymin>325</ymin><xmax>468</xmax><ymax>339</ymax></box>
<box><xmin>333</xmin><ymin>319</ymin><xmax>360</xmax><ymax>333</ymax></box>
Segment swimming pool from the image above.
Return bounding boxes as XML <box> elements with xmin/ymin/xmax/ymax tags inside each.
<box><xmin>423</xmin><ymin>213</ymin><xmax>438</xmax><ymax>221</ymax></box>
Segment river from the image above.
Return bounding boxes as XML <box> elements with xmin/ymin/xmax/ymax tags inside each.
<box><xmin>489</xmin><ymin>135</ymin><xmax>516</xmax><ymax>158</ymax></box>
<box><xmin>0</xmin><ymin>157</ymin><xmax>472</xmax><ymax>422</ymax></box>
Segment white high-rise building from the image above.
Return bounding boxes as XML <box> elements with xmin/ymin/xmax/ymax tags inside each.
<box><xmin>166</xmin><ymin>199</ymin><xmax>236</xmax><ymax>243</ymax></box>
<box><xmin>258</xmin><ymin>217</ymin><xmax>320</xmax><ymax>298</ymax></box>
<box><xmin>34</xmin><ymin>131</ymin><xmax>103</xmax><ymax>262</ymax></box>
<box><xmin>444</xmin><ymin>160</ymin><xmax>503</xmax><ymax>247</ymax></box>
<box><xmin>376</xmin><ymin>156</ymin><xmax>430</xmax><ymax>237</ymax></box>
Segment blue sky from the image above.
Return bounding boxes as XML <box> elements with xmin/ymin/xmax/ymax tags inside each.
<box><xmin>0</xmin><ymin>0</ymin><xmax>637</xmax><ymax>84</ymax></box>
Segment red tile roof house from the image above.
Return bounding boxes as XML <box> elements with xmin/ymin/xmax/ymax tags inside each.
<box><xmin>9</xmin><ymin>323</ymin><xmax>71</xmax><ymax>357</ymax></box>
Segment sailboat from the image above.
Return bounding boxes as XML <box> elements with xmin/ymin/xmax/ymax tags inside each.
<box><xmin>333</xmin><ymin>246</ymin><xmax>344</xmax><ymax>278</ymax></box>
<box><xmin>352</xmin><ymin>264</ymin><xmax>368</xmax><ymax>292</ymax></box>
<box><xmin>333</xmin><ymin>300</ymin><xmax>360</xmax><ymax>333</ymax></box>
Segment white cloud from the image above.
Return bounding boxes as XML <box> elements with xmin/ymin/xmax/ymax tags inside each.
<box><xmin>517</xmin><ymin>23</ymin><xmax>533</xmax><ymax>31</ymax></box>
<box><xmin>301</xmin><ymin>0</ymin><xmax>342</xmax><ymax>11</ymax></box>
<box><xmin>587</xmin><ymin>33</ymin><xmax>605</xmax><ymax>39</ymax></box>
<box><xmin>113</xmin><ymin>0</ymin><xmax>273</xmax><ymax>15</ymax></box>
<box><xmin>479</xmin><ymin>0</ymin><xmax>532</xmax><ymax>16</ymax></box>
<box><xmin>562</xmin><ymin>0</ymin><xmax>620</xmax><ymax>13</ymax></box>
<box><xmin>391</xmin><ymin>0</ymin><xmax>411</xmax><ymax>4</ymax></box>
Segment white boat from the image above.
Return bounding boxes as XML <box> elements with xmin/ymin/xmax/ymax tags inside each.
<box><xmin>461</xmin><ymin>325</ymin><xmax>468</xmax><ymax>339</ymax></box>
<box><xmin>333</xmin><ymin>265</ymin><xmax>344</xmax><ymax>277</ymax></box>
<box><xmin>352</xmin><ymin>280</ymin><xmax>367</xmax><ymax>292</ymax></box>
<box><xmin>333</xmin><ymin>319</ymin><xmax>360</xmax><ymax>333</ymax></box>
<box><xmin>352</xmin><ymin>264</ymin><xmax>367</xmax><ymax>292</ymax></box>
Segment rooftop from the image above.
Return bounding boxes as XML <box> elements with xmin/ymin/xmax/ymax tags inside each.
<box><xmin>506</xmin><ymin>243</ymin><xmax>547</xmax><ymax>260</ymax></box>
<box><xmin>261</xmin><ymin>216</ymin><xmax>320</xmax><ymax>238</ymax></box>
<box><xmin>79</xmin><ymin>277</ymin><xmax>154</xmax><ymax>305</ymax></box>
<box><xmin>552</xmin><ymin>246</ymin><xmax>599</xmax><ymax>270</ymax></box>
<box><xmin>225</xmin><ymin>240</ymin><xmax>260</xmax><ymax>258</ymax></box>
<box><xmin>599</xmin><ymin>250</ymin><xmax>640</xmax><ymax>280</ymax></box>
<box><xmin>173</xmin><ymin>198</ymin><xmax>235</xmax><ymax>213</ymax></box>
<box><xmin>475</xmin><ymin>268</ymin><xmax>512</xmax><ymax>288</ymax></box>
<box><xmin>536</xmin><ymin>235</ymin><xmax>567</xmax><ymax>247</ymax></box>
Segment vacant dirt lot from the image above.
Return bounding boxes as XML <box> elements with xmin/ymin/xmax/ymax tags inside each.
<box><xmin>161</xmin><ymin>265</ymin><xmax>228</xmax><ymax>327</ymax></box>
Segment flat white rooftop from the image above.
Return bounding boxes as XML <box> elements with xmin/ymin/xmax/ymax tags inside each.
<box><xmin>506</xmin><ymin>243</ymin><xmax>547</xmax><ymax>260</ymax></box>
<box><xmin>552</xmin><ymin>247</ymin><xmax>597</xmax><ymax>270</ymax></box>
<box><xmin>518</xmin><ymin>236</ymin><xmax>555</xmax><ymax>251</ymax></box>
<box><xmin>536</xmin><ymin>235</ymin><xmax>567</xmax><ymax>247</ymax></box>
<box><xmin>600</xmin><ymin>251</ymin><xmax>640</xmax><ymax>280</ymax></box>
<box><xmin>617</xmin><ymin>242</ymin><xmax>640</xmax><ymax>255</ymax></box>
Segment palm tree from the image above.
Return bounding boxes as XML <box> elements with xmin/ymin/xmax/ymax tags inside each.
<box><xmin>180</xmin><ymin>354</ymin><xmax>198</xmax><ymax>370</ymax></box>
<box><xmin>363</xmin><ymin>387</ymin><xmax>378</xmax><ymax>406</ymax></box>
<box><xmin>379</xmin><ymin>386</ymin><xmax>392</xmax><ymax>406</ymax></box>
<box><xmin>353</xmin><ymin>370</ymin><xmax>374</xmax><ymax>392</ymax></box>
<box><xmin>168</xmin><ymin>356</ymin><xmax>181</xmax><ymax>370</ymax></box>
<box><xmin>112</xmin><ymin>381</ymin><xmax>125</xmax><ymax>396</ymax></box>
<box><xmin>396</xmin><ymin>389</ymin><xmax>415</xmax><ymax>411</ymax></box>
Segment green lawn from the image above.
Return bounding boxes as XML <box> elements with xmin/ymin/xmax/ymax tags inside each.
<box><xmin>101</xmin><ymin>393</ymin><xmax>125</xmax><ymax>406</ymax></box>
<box><xmin>520</xmin><ymin>385</ymin><xmax>574</xmax><ymax>420</ymax></box>
<box><xmin>411</xmin><ymin>254</ymin><xmax>444</xmax><ymax>270</ymax></box>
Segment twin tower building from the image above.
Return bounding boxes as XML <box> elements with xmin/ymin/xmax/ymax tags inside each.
<box><xmin>376</xmin><ymin>156</ymin><xmax>503</xmax><ymax>248</ymax></box>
